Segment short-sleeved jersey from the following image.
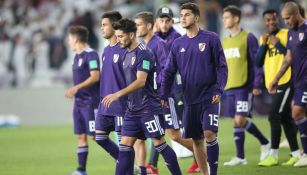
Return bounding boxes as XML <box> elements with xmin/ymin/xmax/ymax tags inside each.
<box><xmin>161</xmin><ymin>29</ymin><xmax>228</xmax><ymax>105</ymax></box>
<box><xmin>73</xmin><ymin>47</ymin><xmax>100</xmax><ymax>106</ymax></box>
<box><xmin>123</xmin><ymin>44</ymin><xmax>163</xmax><ymax>117</ymax></box>
<box><xmin>286</xmin><ymin>21</ymin><xmax>307</xmax><ymax>88</ymax></box>
<box><xmin>99</xmin><ymin>43</ymin><xmax>127</xmax><ymax>116</ymax></box>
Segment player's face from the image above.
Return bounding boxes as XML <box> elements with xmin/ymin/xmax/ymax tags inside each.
<box><xmin>263</xmin><ymin>13</ymin><xmax>279</xmax><ymax>33</ymax></box>
<box><xmin>157</xmin><ymin>17</ymin><xmax>173</xmax><ymax>33</ymax></box>
<box><xmin>282</xmin><ymin>10</ymin><xmax>298</xmax><ymax>29</ymax></box>
<box><xmin>180</xmin><ymin>9</ymin><xmax>198</xmax><ymax>29</ymax></box>
<box><xmin>115</xmin><ymin>30</ymin><xmax>132</xmax><ymax>48</ymax></box>
<box><xmin>135</xmin><ymin>18</ymin><xmax>148</xmax><ymax>37</ymax></box>
<box><xmin>223</xmin><ymin>12</ymin><xmax>236</xmax><ymax>29</ymax></box>
<box><xmin>68</xmin><ymin>34</ymin><xmax>77</xmax><ymax>51</ymax></box>
<box><xmin>101</xmin><ymin>18</ymin><xmax>114</xmax><ymax>39</ymax></box>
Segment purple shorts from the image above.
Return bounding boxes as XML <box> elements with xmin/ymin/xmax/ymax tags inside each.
<box><xmin>121</xmin><ymin>114</ymin><xmax>165</xmax><ymax>140</ymax></box>
<box><xmin>73</xmin><ymin>104</ymin><xmax>97</xmax><ymax>136</ymax></box>
<box><xmin>95</xmin><ymin>114</ymin><xmax>123</xmax><ymax>133</ymax></box>
<box><xmin>182</xmin><ymin>101</ymin><xmax>220</xmax><ymax>139</ymax></box>
<box><xmin>224</xmin><ymin>92</ymin><xmax>253</xmax><ymax>117</ymax></box>
<box><xmin>163</xmin><ymin>97</ymin><xmax>181</xmax><ymax>130</ymax></box>
<box><xmin>293</xmin><ymin>87</ymin><xmax>307</xmax><ymax>108</ymax></box>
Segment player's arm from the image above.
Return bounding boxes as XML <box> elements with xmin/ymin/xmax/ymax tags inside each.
<box><xmin>102</xmin><ymin>71</ymin><xmax>148</xmax><ymax>108</ymax></box>
<box><xmin>248</xmin><ymin>33</ymin><xmax>264</xmax><ymax>96</ymax></box>
<box><xmin>65</xmin><ymin>57</ymin><xmax>100</xmax><ymax>98</ymax></box>
<box><xmin>270</xmin><ymin>35</ymin><xmax>287</xmax><ymax>55</ymax></box>
<box><xmin>255</xmin><ymin>33</ymin><xmax>269</xmax><ymax>67</ymax></box>
<box><xmin>102</xmin><ymin>50</ymin><xmax>154</xmax><ymax>107</ymax></box>
<box><xmin>212</xmin><ymin>35</ymin><xmax>228</xmax><ymax>104</ymax></box>
<box><xmin>160</xmin><ymin>45</ymin><xmax>178</xmax><ymax>107</ymax></box>
<box><xmin>268</xmin><ymin>49</ymin><xmax>292</xmax><ymax>94</ymax></box>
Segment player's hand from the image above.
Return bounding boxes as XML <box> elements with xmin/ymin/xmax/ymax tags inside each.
<box><xmin>268</xmin><ymin>79</ymin><xmax>278</xmax><ymax>94</ymax></box>
<box><xmin>153</xmin><ymin>19</ymin><xmax>161</xmax><ymax>33</ymax></box>
<box><xmin>65</xmin><ymin>86</ymin><xmax>79</xmax><ymax>98</ymax></box>
<box><xmin>212</xmin><ymin>94</ymin><xmax>221</xmax><ymax>104</ymax></box>
<box><xmin>270</xmin><ymin>35</ymin><xmax>280</xmax><ymax>46</ymax></box>
<box><xmin>262</xmin><ymin>33</ymin><xmax>269</xmax><ymax>44</ymax></box>
<box><xmin>161</xmin><ymin>100</ymin><xmax>169</xmax><ymax>108</ymax></box>
<box><xmin>102</xmin><ymin>93</ymin><xmax>119</xmax><ymax>108</ymax></box>
<box><xmin>252</xmin><ymin>88</ymin><xmax>262</xmax><ymax>96</ymax></box>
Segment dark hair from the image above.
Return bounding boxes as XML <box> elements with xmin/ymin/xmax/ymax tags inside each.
<box><xmin>262</xmin><ymin>9</ymin><xmax>279</xmax><ymax>17</ymax></box>
<box><xmin>298</xmin><ymin>3</ymin><xmax>305</xmax><ymax>17</ymax></box>
<box><xmin>223</xmin><ymin>5</ymin><xmax>241</xmax><ymax>21</ymax></box>
<box><xmin>181</xmin><ymin>2</ymin><xmax>200</xmax><ymax>16</ymax></box>
<box><xmin>101</xmin><ymin>11</ymin><xmax>122</xmax><ymax>24</ymax></box>
<box><xmin>68</xmin><ymin>25</ymin><xmax>88</xmax><ymax>43</ymax></box>
<box><xmin>135</xmin><ymin>11</ymin><xmax>154</xmax><ymax>26</ymax></box>
<box><xmin>112</xmin><ymin>18</ymin><xmax>137</xmax><ymax>33</ymax></box>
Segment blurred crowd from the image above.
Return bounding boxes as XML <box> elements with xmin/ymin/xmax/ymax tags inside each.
<box><xmin>0</xmin><ymin>0</ymin><xmax>306</xmax><ymax>88</ymax></box>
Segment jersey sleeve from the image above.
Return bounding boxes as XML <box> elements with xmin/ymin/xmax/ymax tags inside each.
<box><xmin>212</xmin><ymin>34</ymin><xmax>228</xmax><ymax>95</ymax></box>
<box><xmin>87</xmin><ymin>52</ymin><xmax>100</xmax><ymax>71</ymax></box>
<box><xmin>247</xmin><ymin>33</ymin><xmax>264</xmax><ymax>88</ymax></box>
<box><xmin>136</xmin><ymin>50</ymin><xmax>155</xmax><ymax>73</ymax></box>
<box><xmin>160</xmin><ymin>43</ymin><xmax>178</xmax><ymax>99</ymax></box>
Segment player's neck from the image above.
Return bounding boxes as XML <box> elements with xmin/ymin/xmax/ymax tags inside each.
<box><xmin>229</xmin><ymin>24</ymin><xmax>241</xmax><ymax>37</ymax></box>
<box><xmin>128</xmin><ymin>40</ymin><xmax>138</xmax><ymax>52</ymax></box>
<box><xmin>143</xmin><ymin>31</ymin><xmax>153</xmax><ymax>45</ymax></box>
<box><xmin>186</xmin><ymin>24</ymin><xmax>199</xmax><ymax>38</ymax></box>
<box><xmin>75</xmin><ymin>43</ymin><xmax>88</xmax><ymax>54</ymax></box>
<box><xmin>108</xmin><ymin>35</ymin><xmax>117</xmax><ymax>46</ymax></box>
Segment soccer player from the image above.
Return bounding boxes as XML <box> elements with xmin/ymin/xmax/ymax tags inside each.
<box><xmin>95</xmin><ymin>11</ymin><xmax>130</xmax><ymax>171</ymax></box>
<box><xmin>134</xmin><ymin>10</ymin><xmax>198</xmax><ymax>174</ymax></box>
<box><xmin>255</xmin><ymin>9</ymin><xmax>300</xmax><ymax>167</ymax></box>
<box><xmin>269</xmin><ymin>2</ymin><xmax>307</xmax><ymax>167</ymax></box>
<box><xmin>160</xmin><ymin>3</ymin><xmax>228</xmax><ymax>175</ymax></box>
<box><xmin>221</xmin><ymin>5</ymin><xmax>270</xmax><ymax>166</ymax></box>
<box><xmin>102</xmin><ymin>18</ymin><xmax>182</xmax><ymax>175</ymax></box>
<box><xmin>65</xmin><ymin>25</ymin><xmax>100</xmax><ymax>175</ymax></box>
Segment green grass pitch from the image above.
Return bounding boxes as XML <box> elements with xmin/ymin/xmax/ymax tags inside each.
<box><xmin>0</xmin><ymin>117</ymin><xmax>306</xmax><ymax>175</ymax></box>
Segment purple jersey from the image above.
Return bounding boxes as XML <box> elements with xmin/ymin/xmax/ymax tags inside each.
<box><xmin>99</xmin><ymin>43</ymin><xmax>127</xmax><ymax>116</ymax></box>
<box><xmin>155</xmin><ymin>27</ymin><xmax>182</xmax><ymax>95</ymax></box>
<box><xmin>286</xmin><ymin>21</ymin><xmax>307</xmax><ymax>88</ymax></box>
<box><xmin>123</xmin><ymin>44</ymin><xmax>163</xmax><ymax>117</ymax></box>
<box><xmin>146</xmin><ymin>35</ymin><xmax>168</xmax><ymax>87</ymax></box>
<box><xmin>225</xmin><ymin>32</ymin><xmax>263</xmax><ymax>95</ymax></box>
<box><xmin>73</xmin><ymin>47</ymin><xmax>100</xmax><ymax>106</ymax></box>
<box><xmin>155</xmin><ymin>27</ymin><xmax>182</xmax><ymax>51</ymax></box>
<box><xmin>161</xmin><ymin>29</ymin><xmax>228</xmax><ymax>105</ymax></box>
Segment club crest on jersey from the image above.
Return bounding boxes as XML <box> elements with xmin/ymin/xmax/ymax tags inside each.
<box><xmin>299</xmin><ymin>33</ymin><xmax>304</xmax><ymax>41</ymax></box>
<box><xmin>131</xmin><ymin>57</ymin><xmax>136</xmax><ymax>65</ymax></box>
<box><xmin>102</xmin><ymin>56</ymin><xmax>105</xmax><ymax>62</ymax></box>
<box><xmin>199</xmin><ymin>43</ymin><xmax>206</xmax><ymax>52</ymax></box>
<box><xmin>78</xmin><ymin>58</ymin><xmax>83</xmax><ymax>67</ymax></box>
<box><xmin>113</xmin><ymin>54</ymin><xmax>119</xmax><ymax>63</ymax></box>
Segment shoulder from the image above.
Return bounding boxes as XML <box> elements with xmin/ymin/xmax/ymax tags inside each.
<box><xmin>246</xmin><ymin>31</ymin><xmax>256</xmax><ymax>39</ymax></box>
<box><xmin>171</xmin><ymin>29</ymin><xmax>182</xmax><ymax>38</ymax></box>
<box><xmin>137</xmin><ymin>44</ymin><xmax>153</xmax><ymax>57</ymax></box>
<box><xmin>172</xmin><ymin>35</ymin><xmax>186</xmax><ymax>47</ymax></box>
<box><xmin>84</xmin><ymin>48</ymin><xmax>99</xmax><ymax>57</ymax></box>
<box><xmin>246</xmin><ymin>32</ymin><xmax>258</xmax><ymax>43</ymax></box>
<box><xmin>199</xmin><ymin>30</ymin><xmax>221</xmax><ymax>45</ymax></box>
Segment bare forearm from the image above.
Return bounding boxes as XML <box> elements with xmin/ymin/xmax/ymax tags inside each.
<box><xmin>275</xmin><ymin>60</ymin><xmax>291</xmax><ymax>81</ymax></box>
<box><xmin>76</xmin><ymin>75</ymin><xmax>99</xmax><ymax>90</ymax></box>
<box><xmin>116</xmin><ymin>80</ymin><xmax>145</xmax><ymax>98</ymax></box>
